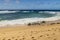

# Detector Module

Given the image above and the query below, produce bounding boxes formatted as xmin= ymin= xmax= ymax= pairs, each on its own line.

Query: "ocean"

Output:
xmin=0 ymin=10 xmax=60 ymax=26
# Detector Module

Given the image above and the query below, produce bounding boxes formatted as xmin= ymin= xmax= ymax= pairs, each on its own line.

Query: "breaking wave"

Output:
xmin=0 ymin=11 xmax=59 ymax=26
xmin=0 ymin=11 xmax=18 ymax=14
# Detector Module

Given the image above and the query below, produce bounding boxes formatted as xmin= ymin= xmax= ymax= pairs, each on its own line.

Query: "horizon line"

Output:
xmin=0 ymin=9 xmax=60 ymax=11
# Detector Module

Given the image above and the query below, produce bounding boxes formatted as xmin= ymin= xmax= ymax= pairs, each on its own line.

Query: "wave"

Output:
xmin=0 ymin=15 xmax=60 ymax=27
xmin=0 ymin=11 xmax=18 ymax=14
xmin=39 ymin=11 xmax=58 ymax=14
xmin=0 ymin=11 xmax=31 ymax=14
xmin=22 ymin=11 xmax=30 ymax=12
xmin=0 ymin=11 xmax=59 ymax=15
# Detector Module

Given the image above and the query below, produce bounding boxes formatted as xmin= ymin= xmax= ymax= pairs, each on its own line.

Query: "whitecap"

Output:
xmin=0 ymin=11 xmax=18 ymax=14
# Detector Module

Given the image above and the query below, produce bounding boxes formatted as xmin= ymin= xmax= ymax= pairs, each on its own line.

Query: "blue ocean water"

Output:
xmin=0 ymin=11 xmax=56 ymax=20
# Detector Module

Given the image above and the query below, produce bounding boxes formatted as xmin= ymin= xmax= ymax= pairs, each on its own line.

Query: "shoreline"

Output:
xmin=0 ymin=19 xmax=60 ymax=27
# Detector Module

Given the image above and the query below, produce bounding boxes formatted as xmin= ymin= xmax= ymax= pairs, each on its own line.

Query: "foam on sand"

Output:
xmin=0 ymin=15 xmax=60 ymax=27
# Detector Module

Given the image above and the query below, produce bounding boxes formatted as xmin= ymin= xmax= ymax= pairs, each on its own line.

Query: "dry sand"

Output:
xmin=0 ymin=24 xmax=60 ymax=40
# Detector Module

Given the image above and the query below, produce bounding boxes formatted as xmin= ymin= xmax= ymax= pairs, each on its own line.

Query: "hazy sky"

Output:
xmin=0 ymin=0 xmax=60 ymax=9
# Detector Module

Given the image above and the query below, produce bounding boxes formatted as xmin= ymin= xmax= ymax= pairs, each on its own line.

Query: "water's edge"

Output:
xmin=0 ymin=11 xmax=59 ymax=26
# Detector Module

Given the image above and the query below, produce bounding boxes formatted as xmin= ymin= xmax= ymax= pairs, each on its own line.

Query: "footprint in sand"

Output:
xmin=54 ymin=29 xmax=57 ymax=31
xmin=51 ymin=28 xmax=57 ymax=31
xmin=32 ymin=39 xmax=37 ymax=40
xmin=54 ymin=38 xmax=57 ymax=40
xmin=46 ymin=34 xmax=49 ymax=36
xmin=47 ymin=29 xmax=51 ymax=31
xmin=52 ymin=33 xmax=55 ymax=35
xmin=8 ymin=39 xmax=11 ymax=40
xmin=15 ymin=39 xmax=18 ymax=40
xmin=22 ymin=37 xmax=25 ymax=40
xmin=31 ymin=37 xmax=34 ymax=39
xmin=19 ymin=37 xmax=25 ymax=40
xmin=2 ymin=38 xmax=5 ymax=40
xmin=12 ymin=37 xmax=15 ymax=39
xmin=39 ymin=35 xmax=43 ymax=37
xmin=31 ymin=37 xmax=36 ymax=40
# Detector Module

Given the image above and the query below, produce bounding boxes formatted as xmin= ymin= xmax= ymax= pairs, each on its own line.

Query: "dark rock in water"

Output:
xmin=57 ymin=23 xmax=60 ymax=24
xmin=50 ymin=23 xmax=55 ymax=25
xmin=32 ymin=22 xmax=40 ymax=25
xmin=41 ymin=21 xmax=46 ymax=23
xmin=28 ymin=23 xmax=31 ymax=26
xmin=32 ymin=22 xmax=37 ymax=25
xmin=36 ymin=23 xmax=40 ymax=25
xmin=28 ymin=22 xmax=40 ymax=26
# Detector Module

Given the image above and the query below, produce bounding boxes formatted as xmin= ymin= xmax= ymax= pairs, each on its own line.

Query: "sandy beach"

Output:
xmin=0 ymin=23 xmax=60 ymax=40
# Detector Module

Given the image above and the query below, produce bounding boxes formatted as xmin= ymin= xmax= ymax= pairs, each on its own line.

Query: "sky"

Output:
xmin=0 ymin=0 xmax=60 ymax=10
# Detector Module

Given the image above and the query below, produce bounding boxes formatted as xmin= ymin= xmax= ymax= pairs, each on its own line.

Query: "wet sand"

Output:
xmin=0 ymin=24 xmax=60 ymax=40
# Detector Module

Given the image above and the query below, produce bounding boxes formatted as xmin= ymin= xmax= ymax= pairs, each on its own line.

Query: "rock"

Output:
xmin=41 ymin=21 xmax=46 ymax=23
xmin=28 ymin=23 xmax=31 ymax=26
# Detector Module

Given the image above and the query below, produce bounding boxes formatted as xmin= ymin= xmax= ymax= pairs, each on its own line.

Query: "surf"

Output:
xmin=0 ymin=11 xmax=59 ymax=26
xmin=0 ymin=16 xmax=60 ymax=26
xmin=0 ymin=11 xmax=18 ymax=14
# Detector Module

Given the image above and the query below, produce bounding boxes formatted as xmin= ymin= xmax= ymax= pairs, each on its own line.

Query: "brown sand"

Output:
xmin=0 ymin=24 xmax=60 ymax=40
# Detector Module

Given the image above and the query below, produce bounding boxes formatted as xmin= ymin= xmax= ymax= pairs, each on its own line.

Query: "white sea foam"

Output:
xmin=45 ymin=11 xmax=56 ymax=14
xmin=39 ymin=11 xmax=58 ymax=14
xmin=0 ymin=11 xmax=18 ymax=14
xmin=23 ymin=11 xmax=30 ymax=12
xmin=0 ymin=15 xmax=60 ymax=27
